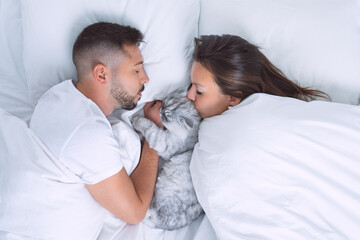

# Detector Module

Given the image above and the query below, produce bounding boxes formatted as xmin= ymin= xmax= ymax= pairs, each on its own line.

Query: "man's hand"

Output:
xmin=144 ymin=100 xmax=163 ymax=128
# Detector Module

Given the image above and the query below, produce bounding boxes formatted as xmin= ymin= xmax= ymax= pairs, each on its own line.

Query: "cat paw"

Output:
xmin=131 ymin=116 xmax=147 ymax=133
xmin=130 ymin=115 xmax=142 ymax=128
xmin=131 ymin=115 xmax=154 ymax=133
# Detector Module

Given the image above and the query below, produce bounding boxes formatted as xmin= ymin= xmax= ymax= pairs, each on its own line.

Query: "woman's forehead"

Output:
xmin=192 ymin=64 xmax=220 ymax=90
xmin=191 ymin=62 xmax=212 ymax=81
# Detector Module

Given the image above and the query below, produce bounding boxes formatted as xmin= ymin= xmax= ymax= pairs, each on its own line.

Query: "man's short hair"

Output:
xmin=72 ymin=22 xmax=143 ymax=77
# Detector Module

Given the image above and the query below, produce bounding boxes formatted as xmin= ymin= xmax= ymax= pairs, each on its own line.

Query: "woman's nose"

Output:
xmin=187 ymin=85 xmax=196 ymax=101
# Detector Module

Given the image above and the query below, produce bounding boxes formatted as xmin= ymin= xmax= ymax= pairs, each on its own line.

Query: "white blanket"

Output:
xmin=190 ymin=93 xmax=360 ymax=240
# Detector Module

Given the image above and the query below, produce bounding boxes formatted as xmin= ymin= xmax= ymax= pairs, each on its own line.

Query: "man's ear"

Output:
xmin=228 ymin=96 xmax=241 ymax=107
xmin=93 ymin=64 xmax=109 ymax=85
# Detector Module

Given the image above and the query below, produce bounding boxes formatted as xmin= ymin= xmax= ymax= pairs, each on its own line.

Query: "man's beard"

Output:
xmin=110 ymin=79 xmax=144 ymax=110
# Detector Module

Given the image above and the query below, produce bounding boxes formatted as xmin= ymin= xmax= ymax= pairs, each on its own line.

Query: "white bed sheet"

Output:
xmin=98 ymin=213 xmax=216 ymax=240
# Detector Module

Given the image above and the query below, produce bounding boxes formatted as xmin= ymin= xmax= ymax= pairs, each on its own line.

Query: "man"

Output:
xmin=30 ymin=22 xmax=159 ymax=225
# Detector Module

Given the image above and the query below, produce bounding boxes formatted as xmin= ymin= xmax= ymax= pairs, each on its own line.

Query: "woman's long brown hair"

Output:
xmin=193 ymin=35 xmax=329 ymax=101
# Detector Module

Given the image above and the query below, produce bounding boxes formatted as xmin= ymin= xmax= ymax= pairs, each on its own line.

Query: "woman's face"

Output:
xmin=187 ymin=61 xmax=231 ymax=118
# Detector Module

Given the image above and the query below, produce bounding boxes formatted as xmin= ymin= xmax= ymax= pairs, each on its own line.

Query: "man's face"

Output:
xmin=110 ymin=44 xmax=149 ymax=110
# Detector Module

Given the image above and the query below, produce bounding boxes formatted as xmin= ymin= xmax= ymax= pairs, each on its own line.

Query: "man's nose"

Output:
xmin=140 ymin=70 xmax=149 ymax=84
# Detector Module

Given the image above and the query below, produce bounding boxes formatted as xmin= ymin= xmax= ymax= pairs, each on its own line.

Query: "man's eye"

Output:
xmin=196 ymin=90 xmax=202 ymax=95
xmin=187 ymin=83 xmax=193 ymax=91
xmin=135 ymin=70 xmax=139 ymax=74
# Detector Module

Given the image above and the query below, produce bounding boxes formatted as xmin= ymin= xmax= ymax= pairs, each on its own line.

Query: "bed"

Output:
xmin=0 ymin=0 xmax=359 ymax=239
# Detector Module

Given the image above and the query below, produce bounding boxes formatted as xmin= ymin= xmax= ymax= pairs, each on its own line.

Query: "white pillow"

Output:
xmin=21 ymin=0 xmax=199 ymax=106
xmin=199 ymin=0 xmax=360 ymax=105
xmin=0 ymin=0 xmax=33 ymax=122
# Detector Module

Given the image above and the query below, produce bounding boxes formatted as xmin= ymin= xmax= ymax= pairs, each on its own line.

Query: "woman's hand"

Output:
xmin=144 ymin=100 xmax=163 ymax=128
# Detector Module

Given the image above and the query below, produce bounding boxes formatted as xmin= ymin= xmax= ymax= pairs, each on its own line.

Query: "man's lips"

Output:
xmin=138 ymin=86 xmax=145 ymax=96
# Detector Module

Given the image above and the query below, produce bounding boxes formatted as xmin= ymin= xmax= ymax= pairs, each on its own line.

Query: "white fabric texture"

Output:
xmin=190 ymin=93 xmax=360 ymax=239
xmin=29 ymin=80 xmax=123 ymax=184
xmin=0 ymin=0 xmax=33 ymax=122
xmin=199 ymin=0 xmax=360 ymax=105
xmin=21 ymin=0 xmax=199 ymax=110
xmin=0 ymin=106 xmax=217 ymax=239
xmin=98 ymin=213 xmax=217 ymax=240
xmin=0 ymin=108 xmax=107 ymax=240
xmin=3 ymin=0 xmax=360 ymax=239
xmin=111 ymin=121 xmax=141 ymax=175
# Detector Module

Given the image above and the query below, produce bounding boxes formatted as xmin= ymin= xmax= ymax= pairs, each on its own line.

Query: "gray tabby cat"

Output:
xmin=131 ymin=96 xmax=203 ymax=230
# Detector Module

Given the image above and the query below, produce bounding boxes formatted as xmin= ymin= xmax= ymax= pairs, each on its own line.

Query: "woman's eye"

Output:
xmin=187 ymin=83 xmax=193 ymax=91
xmin=188 ymin=83 xmax=202 ymax=95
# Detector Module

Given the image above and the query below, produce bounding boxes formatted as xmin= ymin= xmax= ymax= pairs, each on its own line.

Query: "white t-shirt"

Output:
xmin=30 ymin=80 xmax=123 ymax=184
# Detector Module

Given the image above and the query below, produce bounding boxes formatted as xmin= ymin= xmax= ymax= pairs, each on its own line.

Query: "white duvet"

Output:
xmin=190 ymin=93 xmax=360 ymax=240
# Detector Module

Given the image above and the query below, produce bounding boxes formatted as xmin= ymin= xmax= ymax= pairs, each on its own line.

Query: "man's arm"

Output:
xmin=85 ymin=140 xmax=158 ymax=224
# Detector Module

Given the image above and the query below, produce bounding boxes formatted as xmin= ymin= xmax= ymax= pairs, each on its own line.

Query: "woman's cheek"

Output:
xmin=194 ymin=101 xmax=205 ymax=118
xmin=193 ymin=100 xmax=200 ymax=111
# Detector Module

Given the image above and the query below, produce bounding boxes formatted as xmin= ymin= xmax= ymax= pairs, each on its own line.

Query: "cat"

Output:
xmin=131 ymin=95 xmax=203 ymax=230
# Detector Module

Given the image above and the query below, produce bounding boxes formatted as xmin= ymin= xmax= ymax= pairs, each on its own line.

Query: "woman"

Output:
xmin=185 ymin=35 xmax=360 ymax=239
xmin=187 ymin=34 xmax=329 ymax=118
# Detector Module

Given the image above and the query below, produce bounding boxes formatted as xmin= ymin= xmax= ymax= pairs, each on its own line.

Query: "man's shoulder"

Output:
xmin=32 ymin=80 xmax=75 ymax=113
xmin=29 ymin=79 xmax=111 ymax=157
xmin=40 ymin=79 xmax=72 ymax=99
xmin=31 ymin=79 xmax=105 ymax=127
